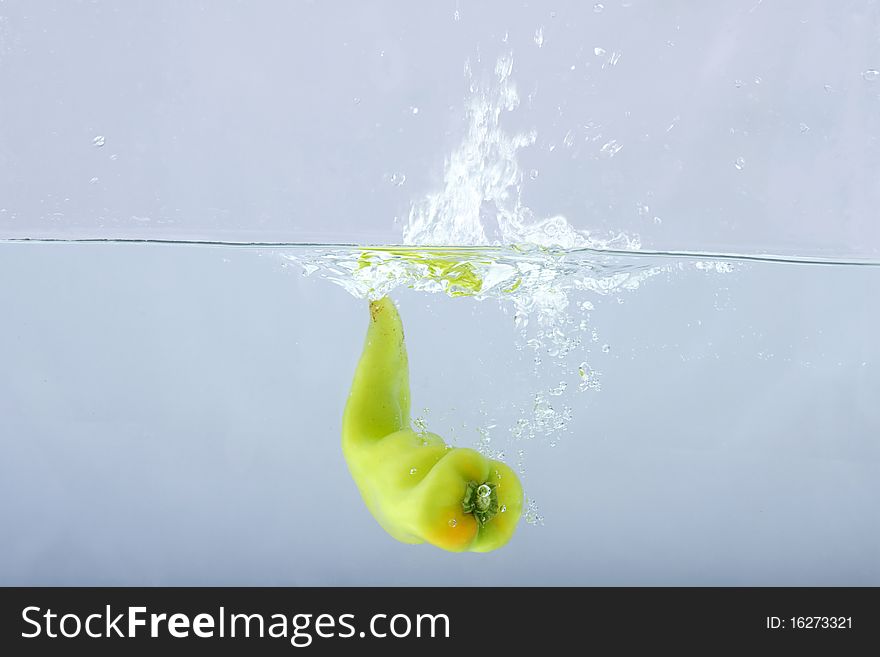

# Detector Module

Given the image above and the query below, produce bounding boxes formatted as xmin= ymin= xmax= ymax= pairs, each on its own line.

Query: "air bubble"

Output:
xmin=448 ymin=518 xmax=457 ymax=527
xmin=534 ymin=27 xmax=544 ymax=48
xmin=594 ymin=47 xmax=606 ymax=56
xmin=529 ymin=168 xmax=539 ymax=180
xmin=593 ymin=3 xmax=604 ymax=12
xmin=863 ymin=69 xmax=880 ymax=81
xmin=409 ymin=467 xmax=417 ymax=475
xmin=92 ymin=135 xmax=105 ymax=147
xmin=734 ymin=157 xmax=746 ymax=170
xmin=602 ymin=344 xmax=611 ymax=353
xmin=387 ymin=172 xmax=406 ymax=186
xmin=577 ymin=362 xmax=602 ymax=392
xmin=525 ymin=498 xmax=544 ymax=526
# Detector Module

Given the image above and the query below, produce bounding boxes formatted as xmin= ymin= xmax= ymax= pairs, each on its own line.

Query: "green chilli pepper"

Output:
xmin=342 ymin=297 xmax=523 ymax=552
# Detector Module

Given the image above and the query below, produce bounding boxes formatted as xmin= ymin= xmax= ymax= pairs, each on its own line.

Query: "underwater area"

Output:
xmin=1 ymin=241 xmax=878 ymax=584
xmin=1 ymin=1 xmax=879 ymax=585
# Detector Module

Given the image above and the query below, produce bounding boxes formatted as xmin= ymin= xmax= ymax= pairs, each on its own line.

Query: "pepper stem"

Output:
xmin=462 ymin=481 xmax=499 ymax=527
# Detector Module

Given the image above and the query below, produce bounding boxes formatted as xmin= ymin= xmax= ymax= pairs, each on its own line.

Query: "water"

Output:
xmin=1 ymin=239 xmax=878 ymax=584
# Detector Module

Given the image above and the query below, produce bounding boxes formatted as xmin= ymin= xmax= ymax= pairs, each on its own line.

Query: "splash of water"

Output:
xmin=403 ymin=54 xmax=641 ymax=252
xmin=282 ymin=55 xmax=730 ymax=519
xmin=286 ymin=53 xmax=659 ymax=318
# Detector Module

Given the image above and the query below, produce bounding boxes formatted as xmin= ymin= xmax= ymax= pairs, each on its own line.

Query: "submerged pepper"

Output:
xmin=342 ymin=297 xmax=523 ymax=552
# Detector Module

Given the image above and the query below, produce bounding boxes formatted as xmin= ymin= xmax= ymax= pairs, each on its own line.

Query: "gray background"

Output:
xmin=1 ymin=1 xmax=879 ymax=585
xmin=2 ymin=0 xmax=880 ymax=256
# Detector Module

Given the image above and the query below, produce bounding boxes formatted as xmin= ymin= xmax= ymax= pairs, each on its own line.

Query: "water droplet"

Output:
xmin=534 ymin=26 xmax=544 ymax=48
xmin=411 ymin=106 xmax=420 ymax=115
xmin=594 ymin=47 xmax=606 ymax=56
xmin=593 ymin=3 xmax=605 ymax=12
xmin=653 ymin=216 xmax=662 ymax=225
xmin=109 ymin=153 xmax=118 ymax=161
xmin=734 ymin=156 xmax=746 ymax=170
xmin=637 ymin=202 xmax=650 ymax=216
xmin=734 ymin=79 xmax=743 ymax=88
xmin=89 ymin=177 xmax=99 ymax=184
xmin=602 ymin=344 xmax=611 ymax=353
xmin=453 ymin=9 xmax=460 ymax=21
xmin=599 ymin=139 xmax=623 ymax=157
xmin=387 ymin=172 xmax=406 ymax=186
xmin=477 ymin=484 xmax=492 ymax=498
xmin=500 ymin=505 xmax=507 ymax=513
xmin=753 ymin=76 xmax=762 ymax=85
xmin=600 ymin=50 xmax=621 ymax=68
xmin=92 ymin=135 xmax=105 ymax=147
xmin=409 ymin=467 xmax=418 ymax=475
xmin=353 ymin=97 xmax=361 ymax=105
xmin=863 ymin=69 xmax=880 ymax=82
xmin=448 ymin=518 xmax=457 ymax=527
xmin=799 ymin=122 xmax=810 ymax=133
xmin=529 ymin=168 xmax=539 ymax=180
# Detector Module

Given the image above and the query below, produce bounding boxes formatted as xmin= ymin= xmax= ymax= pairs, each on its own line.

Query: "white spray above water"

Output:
xmin=403 ymin=54 xmax=641 ymax=253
